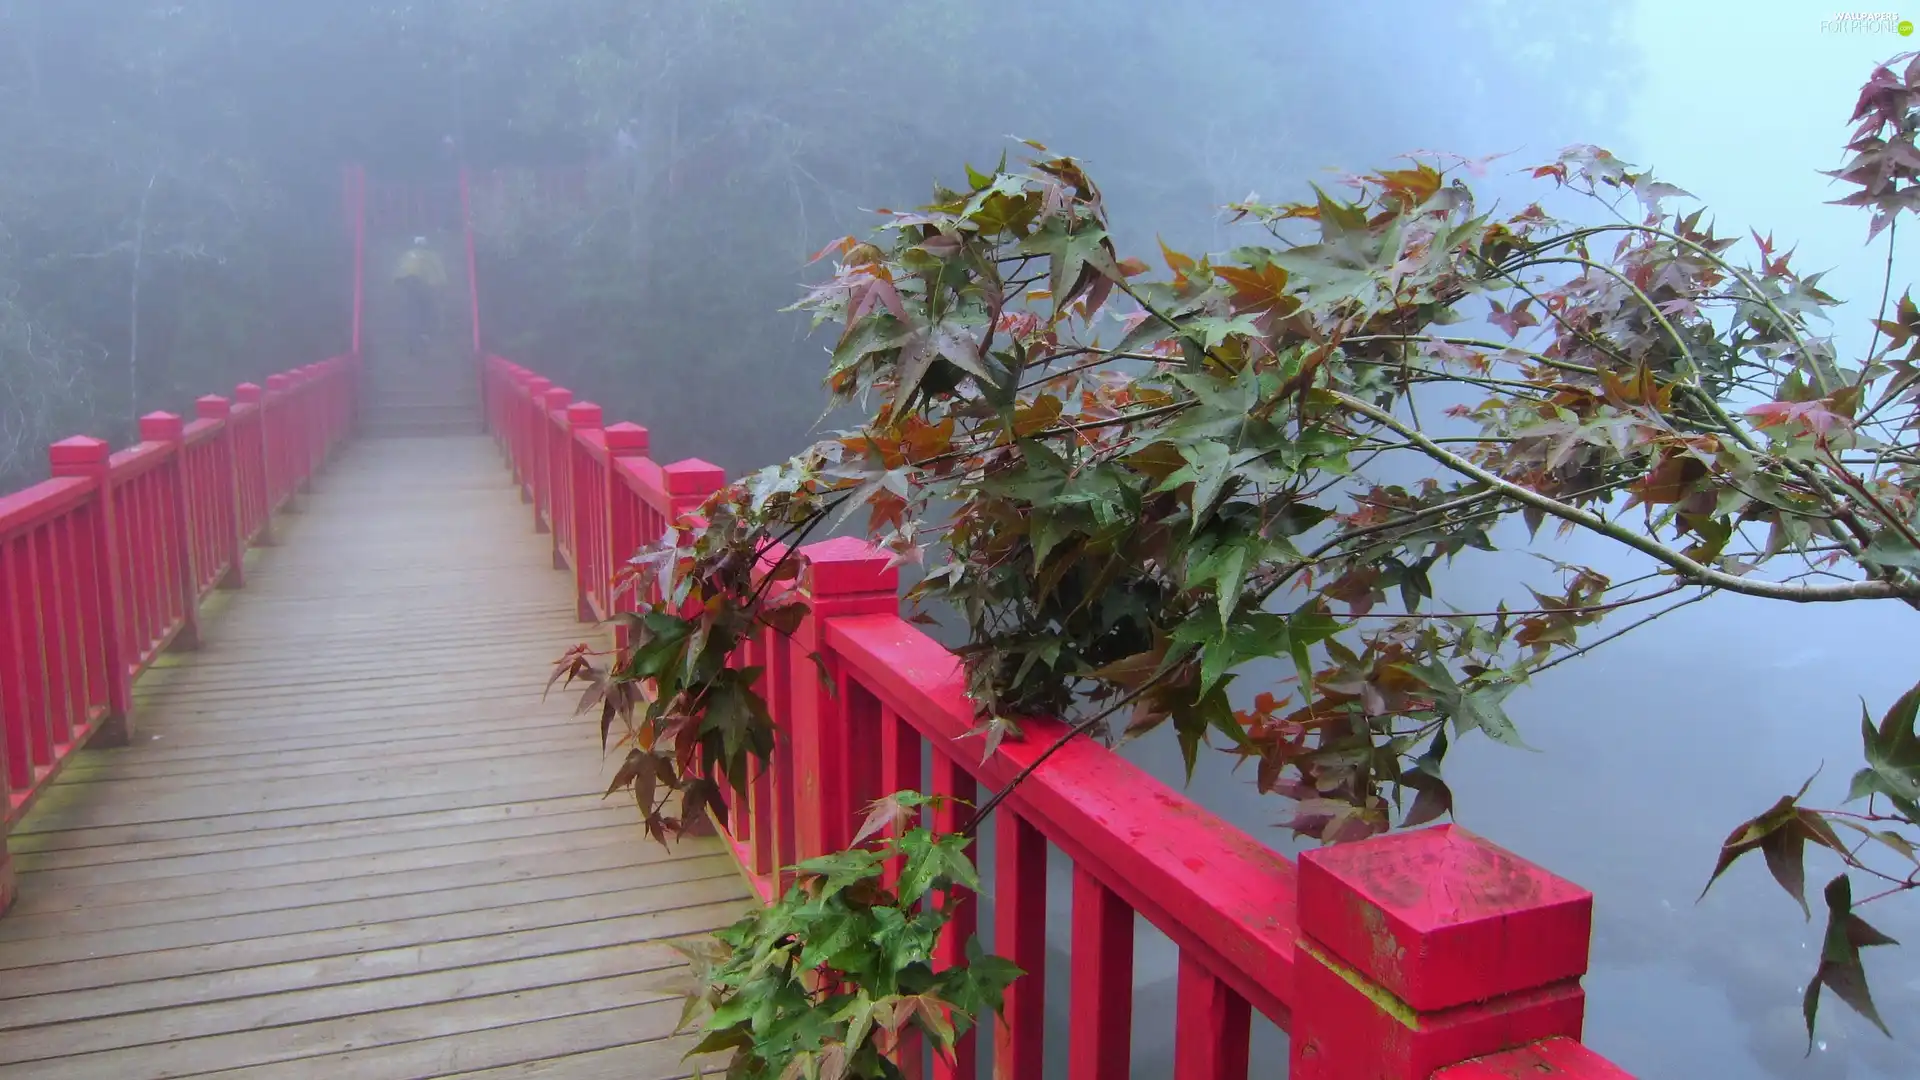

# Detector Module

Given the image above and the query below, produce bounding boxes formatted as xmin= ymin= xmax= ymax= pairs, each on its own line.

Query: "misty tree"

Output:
xmin=0 ymin=1 xmax=285 ymax=485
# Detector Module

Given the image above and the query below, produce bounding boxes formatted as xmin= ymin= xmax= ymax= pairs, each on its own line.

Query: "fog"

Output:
xmin=2 ymin=1 xmax=1916 ymax=1076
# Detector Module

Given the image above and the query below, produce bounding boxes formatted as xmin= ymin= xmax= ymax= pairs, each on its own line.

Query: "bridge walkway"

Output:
xmin=0 ymin=436 xmax=748 ymax=1079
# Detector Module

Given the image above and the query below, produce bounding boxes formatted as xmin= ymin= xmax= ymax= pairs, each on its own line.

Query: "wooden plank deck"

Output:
xmin=0 ymin=436 xmax=750 ymax=1079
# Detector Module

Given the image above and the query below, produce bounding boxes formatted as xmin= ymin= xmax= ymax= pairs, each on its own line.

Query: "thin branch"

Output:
xmin=1331 ymin=390 xmax=1917 ymax=602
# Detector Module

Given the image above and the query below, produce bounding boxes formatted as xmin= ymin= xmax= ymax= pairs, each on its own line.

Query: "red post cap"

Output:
xmin=1297 ymin=824 xmax=1593 ymax=1012
xmin=48 ymin=435 xmax=111 ymax=474
xmin=566 ymin=402 xmax=603 ymax=430
xmin=603 ymin=421 xmax=650 ymax=455
xmin=138 ymin=412 xmax=185 ymax=442
xmin=798 ymin=535 xmax=900 ymax=598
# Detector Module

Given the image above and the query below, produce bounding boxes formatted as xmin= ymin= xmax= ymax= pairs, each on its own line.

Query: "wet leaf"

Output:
xmin=1803 ymin=874 xmax=1898 ymax=1047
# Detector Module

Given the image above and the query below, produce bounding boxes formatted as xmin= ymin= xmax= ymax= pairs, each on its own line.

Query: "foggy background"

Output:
xmin=3 ymin=1 xmax=1916 ymax=1076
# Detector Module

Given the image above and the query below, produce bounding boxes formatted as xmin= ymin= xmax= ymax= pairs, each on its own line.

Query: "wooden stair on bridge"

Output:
xmin=0 ymin=437 xmax=748 ymax=1079
xmin=358 ymin=232 xmax=483 ymax=438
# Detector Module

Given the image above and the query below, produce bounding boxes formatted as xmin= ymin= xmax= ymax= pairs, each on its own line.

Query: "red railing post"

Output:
xmin=565 ymin=401 xmax=603 ymax=621
xmin=234 ymin=382 xmax=273 ymax=547
xmin=197 ymin=395 xmax=245 ymax=589
xmin=541 ymin=387 xmax=573 ymax=561
xmin=264 ymin=373 xmax=293 ymax=509
xmin=524 ymin=377 xmax=552 ymax=525
xmin=47 ymin=437 xmax=134 ymax=746
xmin=789 ymin=538 xmax=898 ymax=858
xmin=601 ymin=422 xmax=649 ymax=650
xmin=1289 ymin=824 xmax=1595 ymax=1079
xmin=138 ymin=412 xmax=200 ymax=652
xmin=663 ymin=459 xmax=725 ymax=522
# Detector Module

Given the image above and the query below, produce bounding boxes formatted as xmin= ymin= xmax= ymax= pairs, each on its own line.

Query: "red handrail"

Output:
xmin=1 ymin=168 xmax=368 ymax=917
xmin=0 ymin=358 xmax=359 ymax=837
xmin=477 ymin=351 xmax=1636 ymax=1079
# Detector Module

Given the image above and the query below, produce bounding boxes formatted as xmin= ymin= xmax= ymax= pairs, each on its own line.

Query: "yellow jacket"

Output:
xmin=394 ymin=247 xmax=448 ymax=287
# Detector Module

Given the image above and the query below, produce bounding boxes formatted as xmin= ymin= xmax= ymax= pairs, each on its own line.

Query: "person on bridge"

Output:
xmin=392 ymin=236 xmax=448 ymax=355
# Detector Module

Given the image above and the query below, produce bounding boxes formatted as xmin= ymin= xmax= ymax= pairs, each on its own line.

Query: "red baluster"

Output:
xmin=1071 ymin=868 xmax=1134 ymax=1080
xmin=197 ymin=395 xmax=245 ymax=589
xmin=1173 ymin=952 xmax=1251 ymax=1079
xmin=138 ymin=412 xmax=200 ymax=651
xmin=233 ymin=383 xmax=272 ymax=547
xmin=540 ymin=387 xmax=572 ymax=562
xmin=601 ymin=421 xmax=650 ymax=649
xmin=565 ymin=401 xmax=603 ymax=621
xmin=930 ymin=750 xmax=977 ymax=1080
xmin=995 ymin=811 xmax=1048 ymax=1080
xmin=47 ymin=437 xmax=133 ymax=746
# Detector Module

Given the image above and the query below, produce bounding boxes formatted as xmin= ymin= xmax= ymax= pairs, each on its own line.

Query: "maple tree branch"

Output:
xmin=956 ymin=677 xmax=1166 ymax=838
xmin=1332 ymin=390 xmax=1918 ymax=602
xmin=1526 ymin=589 xmax=1714 ymax=677
xmin=1866 ymin=217 xmax=1898 ymax=381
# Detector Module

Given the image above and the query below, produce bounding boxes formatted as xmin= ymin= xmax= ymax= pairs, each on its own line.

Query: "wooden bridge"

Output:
xmin=0 ymin=168 xmax=1638 ymax=1077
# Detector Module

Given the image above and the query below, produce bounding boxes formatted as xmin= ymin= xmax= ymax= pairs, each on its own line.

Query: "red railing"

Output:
xmin=478 ymin=353 xmax=1636 ymax=1079
xmin=0 ymin=358 xmax=359 ymax=861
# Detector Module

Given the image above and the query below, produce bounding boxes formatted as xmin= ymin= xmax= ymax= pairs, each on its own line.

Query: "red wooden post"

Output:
xmin=1289 ymin=824 xmax=1595 ymax=1079
xmin=659 ymin=459 xmax=728 ymax=837
xmin=47 ymin=437 xmax=134 ymax=746
xmin=196 ymin=396 xmax=246 ymax=589
xmin=541 ymin=387 xmax=573 ymax=564
xmin=788 ymin=538 xmax=898 ymax=858
xmin=662 ymin=458 xmax=725 ymax=521
xmin=138 ymin=412 xmax=200 ymax=651
xmin=234 ymin=382 xmax=273 ymax=547
xmin=1070 ymin=867 xmax=1134 ymax=1080
xmin=932 ymin=752 xmax=978 ymax=1080
xmin=517 ymin=373 xmax=546 ymax=503
xmin=1173 ymin=952 xmax=1251 ymax=1079
xmin=264 ymin=373 xmax=294 ymax=508
xmin=602 ymin=421 xmax=649 ymax=650
xmin=565 ymin=401 xmax=603 ymax=621
xmin=994 ymin=811 xmax=1048 ymax=1080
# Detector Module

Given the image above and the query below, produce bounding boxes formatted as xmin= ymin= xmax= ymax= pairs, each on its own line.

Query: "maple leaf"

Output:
xmin=1745 ymin=398 xmax=1853 ymax=438
xmin=1212 ymin=262 xmax=1302 ymax=323
xmin=1487 ymin=298 xmax=1539 ymax=338
xmin=851 ymin=791 xmax=924 ymax=848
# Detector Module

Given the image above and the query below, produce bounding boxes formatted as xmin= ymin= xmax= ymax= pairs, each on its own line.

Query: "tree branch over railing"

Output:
xmin=560 ymin=56 xmax=1920 ymax=1054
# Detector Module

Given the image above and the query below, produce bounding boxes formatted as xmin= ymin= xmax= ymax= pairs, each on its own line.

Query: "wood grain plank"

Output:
xmin=2 ymin=972 xmax=682 ymax=1079
xmin=0 ymin=876 xmax=746 ymax=1002
xmin=0 ymin=898 xmax=746 ymax=1032
xmin=7 ymin=820 xmax=646 ymax=918
xmin=190 ymin=1005 xmax=717 ymax=1080
xmin=13 ymin=793 xmax=614 ymax=868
